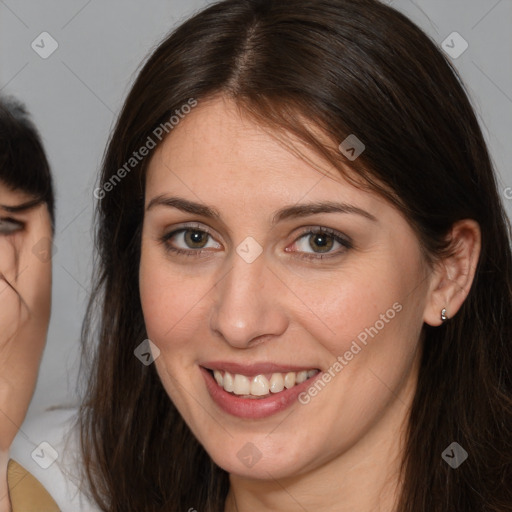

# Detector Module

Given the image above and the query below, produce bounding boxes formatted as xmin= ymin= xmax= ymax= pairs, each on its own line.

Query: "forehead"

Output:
xmin=0 ymin=180 xmax=36 ymax=206
xmin=144 ymin=97 xmax=386 ymax=216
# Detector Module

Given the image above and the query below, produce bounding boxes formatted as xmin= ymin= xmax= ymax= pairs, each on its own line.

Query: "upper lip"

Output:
xmin=201 ymin=361 xmax=319 ymax=375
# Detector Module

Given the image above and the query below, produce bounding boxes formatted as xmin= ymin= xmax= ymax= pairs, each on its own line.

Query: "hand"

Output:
xmin=0 ymin=191 xmax=53 ymax=452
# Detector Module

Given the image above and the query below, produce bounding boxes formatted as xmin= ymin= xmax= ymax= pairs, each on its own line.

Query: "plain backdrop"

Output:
xmin=1 ymin=0 xmax=511 ymax=427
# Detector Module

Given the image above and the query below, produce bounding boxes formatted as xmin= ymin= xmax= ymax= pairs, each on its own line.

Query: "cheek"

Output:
xmin=139 ymin=247 xmax=211 ymax=349
xmin=286 ymin=258 xmax=422 ymax=361
xmin=287 ymin=260 xmax=426 ymax=442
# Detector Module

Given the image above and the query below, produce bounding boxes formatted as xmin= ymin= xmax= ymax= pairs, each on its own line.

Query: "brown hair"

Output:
xmin=79 ymin=1 xmax=512 ymax=510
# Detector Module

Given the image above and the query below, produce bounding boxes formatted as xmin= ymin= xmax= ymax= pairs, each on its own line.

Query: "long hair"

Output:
xmin=79 ymin=1 xmax=512 ymax=510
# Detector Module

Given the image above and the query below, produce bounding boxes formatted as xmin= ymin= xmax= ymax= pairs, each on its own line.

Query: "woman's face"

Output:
xmin=139 ymin=97 xmax=433 ymax=480
xmin=0 ymin=180 xmax=52 ymax=450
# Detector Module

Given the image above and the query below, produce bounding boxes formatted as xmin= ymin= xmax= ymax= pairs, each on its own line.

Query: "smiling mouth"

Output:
xmin=208 ymin=369 xmax=320 ymax=399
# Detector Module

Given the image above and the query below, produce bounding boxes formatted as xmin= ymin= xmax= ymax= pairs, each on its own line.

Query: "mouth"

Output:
xmin=209 ymin=368 xmax=320 ymax=399
xmin=200 ymin=363 xmax=322 ymax=419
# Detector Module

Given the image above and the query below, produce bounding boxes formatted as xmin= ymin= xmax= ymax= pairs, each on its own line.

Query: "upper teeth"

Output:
xmin=213 ymin=369 xmax=318 ymax=397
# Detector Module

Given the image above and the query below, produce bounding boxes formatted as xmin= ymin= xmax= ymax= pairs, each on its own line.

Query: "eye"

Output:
xmin=287 ymin=228 xmax=352 ymax=259
xmin=161 ymin=227 xmax=221 ymax=255
xmin=0 ymin=218 xmax=25 ymax=235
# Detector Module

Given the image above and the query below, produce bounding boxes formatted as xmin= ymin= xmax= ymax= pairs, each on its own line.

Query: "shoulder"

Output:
xmin=7 ymin=459 xmax=60 ymax=511
xmin=9 ymin=407 xmax=101 ymax=512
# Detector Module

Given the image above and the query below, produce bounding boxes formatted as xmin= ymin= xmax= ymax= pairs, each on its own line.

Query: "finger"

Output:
xmin=0 ymin=233 xmax=22 ymax=336
xmin=0 ymin=231 xmax=19 ymax=286
xmin=13 ymin=203 xmax=53 ymax=322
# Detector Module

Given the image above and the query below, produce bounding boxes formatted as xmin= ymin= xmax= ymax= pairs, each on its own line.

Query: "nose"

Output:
xmin=209 ymin=252 xmax=288 ymax=348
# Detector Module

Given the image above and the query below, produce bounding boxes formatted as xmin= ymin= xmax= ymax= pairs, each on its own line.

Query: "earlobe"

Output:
xmin=423 ymin=219 xmax=481 ymax=326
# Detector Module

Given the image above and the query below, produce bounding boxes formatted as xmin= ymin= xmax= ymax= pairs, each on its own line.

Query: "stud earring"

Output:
xmin=441 ymin=308 xmax=448 ymax=322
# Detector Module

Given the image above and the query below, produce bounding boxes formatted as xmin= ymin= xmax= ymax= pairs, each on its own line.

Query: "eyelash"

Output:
xmin=159 ymin=224 xmax=353 ymax=260
xmin=0 ymin=217 xmax=25 ymax=235
xmin=160 ymin=224 xmax=217 ymax=258
xmin=288 ymin=227 xmax=353 ymax=260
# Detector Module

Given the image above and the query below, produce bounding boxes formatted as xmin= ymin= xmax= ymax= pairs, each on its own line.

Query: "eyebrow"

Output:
xmin=273 ymin=201 xmax=377 ymax=223
xmin=146 ymin=195 xmax=377 ymax=224
xmin=147 ymin=195 xmax=221 ymax=219
xmin=0 ymin=198 xmax=44 ymax=213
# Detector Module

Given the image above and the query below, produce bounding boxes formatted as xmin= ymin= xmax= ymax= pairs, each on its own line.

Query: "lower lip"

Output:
xmin=200 ymin=367 xmax=320 ymax=419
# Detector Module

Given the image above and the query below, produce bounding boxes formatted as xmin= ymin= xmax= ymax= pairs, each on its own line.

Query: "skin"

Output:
xmin=0 ymin=182 xmax=52 ymax=512
xmin=139 ymin=97 xmax=480 ymax=512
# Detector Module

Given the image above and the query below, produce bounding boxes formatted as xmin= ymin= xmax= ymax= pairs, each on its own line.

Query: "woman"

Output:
xmin=0 ymin=96 xmax=58 ymax=510
xmin=77 ymin=0 xmax=511 ymax=511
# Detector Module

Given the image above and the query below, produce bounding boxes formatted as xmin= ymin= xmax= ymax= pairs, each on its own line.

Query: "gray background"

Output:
xmin=1 ymin=0 xmax=511 ymax=423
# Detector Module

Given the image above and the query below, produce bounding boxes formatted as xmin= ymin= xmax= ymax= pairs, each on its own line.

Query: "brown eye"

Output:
xmin=162 ymin=227 xmax=222 ymax=255
xmin=308 ymin=233 xmax=334 ymax=253
xmin=184 ymin=229 xmax=209 ymax=248
xmin=287 ymin=227 xmax=353 ymax=259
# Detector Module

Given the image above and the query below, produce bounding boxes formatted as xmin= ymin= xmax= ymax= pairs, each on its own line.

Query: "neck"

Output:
xmin=0 ymin=450 xmax=11 ymax=512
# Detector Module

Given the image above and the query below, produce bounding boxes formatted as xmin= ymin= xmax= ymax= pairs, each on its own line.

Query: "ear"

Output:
xmin=423 ymin=219 xmax=481 ymax=326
